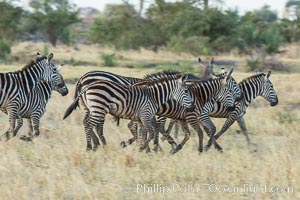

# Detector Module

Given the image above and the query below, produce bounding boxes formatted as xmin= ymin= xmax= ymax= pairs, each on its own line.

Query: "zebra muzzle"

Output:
xmin=226 ymin=105 xmax=236 ymax=111
xmin=186 ymin=104 xmax=195 ymax=112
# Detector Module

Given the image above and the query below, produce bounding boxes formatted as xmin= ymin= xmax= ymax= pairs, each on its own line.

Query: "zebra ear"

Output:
xmin=48 ymin=53 xmax=54 ymax=63
xmin=255 ymin=69 xmax=260 ymax=74
xmin=36 ymin=52 xmax=43 ymax=59
xmin=57 ymin=63 xmax=64 ymax=71
xmin=180 ymin=74 xmax=189 ymax=84
xmin=210 ymin=57 xmax=214 ymax=65
xmin=227 ymin=67 xmax=233 ymax=77
xmin=266 ymin=71 xmax=271 ymax=79
xmin=221 ymin=67 xmax=225 ymax=74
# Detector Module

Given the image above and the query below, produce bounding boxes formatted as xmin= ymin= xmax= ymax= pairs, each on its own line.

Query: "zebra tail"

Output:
xmin=74 ymin=80 xmax=82 ymax=108
xmin=63 ymin=97 xmax=79 ymax=120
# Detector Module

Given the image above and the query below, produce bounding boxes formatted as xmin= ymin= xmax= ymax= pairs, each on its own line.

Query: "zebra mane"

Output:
xmin=134 ymin=72 xmax=184 ymax=86
xmin=15 ymin=55 xmax=48 ymax=73
xmin=239 ymin=73 xmax=265 ymax=84
xmin=144 ymin=70 xmax=201 ymax=81
xmin=143 ymin=70 xmax=182 ymax=80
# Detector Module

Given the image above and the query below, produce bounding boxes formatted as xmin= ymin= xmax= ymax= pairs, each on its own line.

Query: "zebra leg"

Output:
xmin=20 ymin=118 xmax=34 ymax=142
xmin=13 ymin=116 xmax=23 ymax=137
xmin=139 ymin=116 xmax=155 ymax=152
xmin=187 ymin=118 xmax=205 ymax=153
xmin=83 ymin=109 xmax=94 ymax=151
xmin=214 ymin=115 xmax=237 ymax=148
xmin=236 ymin=116 xmax=251 ymax=145
xmin=199 ymin=115 xmax=223 ymax=152
xmin=171 ymin=121 xmax=192 ymax=153
xmin=2 ymin=106 xmax=18 ymax=141
xmin=32 ymin=117 xmax=41 ymax=138
xmin=160 ymin=118 xmax=175 ymax=141
xmin=90 ymin=116 xmax=106 ymax=151
xmin=95 ymin=123 xmax=107 ymax=145
xmin=157 ymin=121 xmax=177 ymax=152
xmin=174 ymin=121 xmax=180 ymax=139
xmin=151 ymin=117 xmax=159 ymax=152
xmin=91 ymin=129 xmax=100 ymax=150
xmin=28 ymin=118 xmax=34 ymax=138
xmin=120 ymin=120 xmax=138 ymax=148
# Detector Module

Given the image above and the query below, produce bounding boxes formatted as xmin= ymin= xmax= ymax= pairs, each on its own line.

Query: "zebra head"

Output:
xmin=36 ymin=53 xmax=66 ymax=89
xmin=173 ymin=74 xmax=194 ymax=111
xmin=213 ymin=75 xmax=236 ymax=110
xmin=260 ymin=71 xmax=278 ymax=106
xmin=212 ymin=67 xmax=243 ymax=103
xmin=53 ymin=64 xmax=68 ymax=96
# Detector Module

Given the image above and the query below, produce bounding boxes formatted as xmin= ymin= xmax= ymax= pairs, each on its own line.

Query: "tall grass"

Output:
xmin=0 ymin=72 xmax=298 ymax=199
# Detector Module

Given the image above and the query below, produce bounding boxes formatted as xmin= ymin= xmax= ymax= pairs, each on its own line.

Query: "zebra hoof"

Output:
xmin=216 ymin=147 xmax=223 ymax=153
xmin=20 ymin=135 xmax=33 ymax=142
xmin=170 ymin=148 xmax=177 ymax=154
xmin=160 ymin=136 xmax=166 ymax=142
xmin=204 ymin=145 xmax=210 ymax=152
xmin=120 ymin=141 xmax=127 ymax=148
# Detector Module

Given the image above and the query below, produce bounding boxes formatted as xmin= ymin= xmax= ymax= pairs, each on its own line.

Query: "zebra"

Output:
xmin=0 ymin=53 xmax=65 ymax=141
xmin=0 ymin=69 xmax=68 ymax=141
xmin=122 ymin=68 xmax=240 ymax=153
xmin=158 ymin=67 xmax=243 ymax=150
xmin=63 ymin=73 xmax=194 ymax=151
xmin=168 ymin=71 xmax=278 ymax=151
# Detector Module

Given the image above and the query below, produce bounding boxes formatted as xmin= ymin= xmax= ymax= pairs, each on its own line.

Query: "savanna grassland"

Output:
xmin=0 ymin=42 xmax=299 ymax=200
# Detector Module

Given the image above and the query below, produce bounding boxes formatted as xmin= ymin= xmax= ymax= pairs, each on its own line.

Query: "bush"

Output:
xmin=246 ymin=58 xmax=262 ymax=71
xmin=101 ymin=53 xmax=115 ymax=67
xmin=0 ymin=39 xmax=11 ymax=59
xmin=168 ymin=36 xmax=211 ymax=56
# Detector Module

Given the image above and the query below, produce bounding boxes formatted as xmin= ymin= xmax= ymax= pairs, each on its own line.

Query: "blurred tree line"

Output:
xmin=1 ymin=0 xmax=300 ymax=67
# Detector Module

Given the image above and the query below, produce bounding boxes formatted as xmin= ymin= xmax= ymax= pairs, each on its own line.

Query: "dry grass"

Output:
xmin=0 ymin=43 xmax=299 ymax=199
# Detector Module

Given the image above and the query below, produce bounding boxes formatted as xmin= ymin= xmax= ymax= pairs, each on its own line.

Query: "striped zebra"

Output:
xmin=73 ymin=70 xmax=238 ymax=153
xmin=168 ymin=71 xmax=278 ymax=150
xmin=63 ymin=73 xmax=194 ymax=151
xmin=0 ymin=70 xmax=68 ymax=141
xmin=72 ymin=71 xmax=142 ymax=126
xmin=124 ymin=68 xmax=241 ymax=153
xmin=0 ymin=53 xmax=65 ymax=141
xmin=159 ymin=67 xmax=243 ymax=150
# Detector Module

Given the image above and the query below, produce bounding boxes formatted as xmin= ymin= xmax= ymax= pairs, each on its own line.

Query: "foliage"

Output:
xmin=101 ymin=53 xmax=115 ymax=67
xmin=246 ymin=58 xmax=261 ymax=71
xmin=0 ymin=1 xmax=23 ymax=40
xmin=0 ymin=39 xmax=11 ymax=59
xmin=168 ymin=36 xmax=211 ymax=56
xmin=28 ymin=0 xmax=80 ymax=46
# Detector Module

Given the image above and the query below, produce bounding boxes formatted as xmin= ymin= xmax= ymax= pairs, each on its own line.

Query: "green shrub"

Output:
xmin=43 ymin=45 xmax=49 ymax=56
xmin=101 ymin=53 xmax=115 ymax=67
xmin=0 ymin=39 xmax=11 ymax=59
xmin=168 ymin=36 xmax=211 ymax=56
xmin=246 ymin=58 xmax=261 ymax=71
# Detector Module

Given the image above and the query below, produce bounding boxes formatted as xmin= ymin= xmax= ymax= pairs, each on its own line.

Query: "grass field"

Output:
xmin=0 ymin=43 xmax=299 ymax=199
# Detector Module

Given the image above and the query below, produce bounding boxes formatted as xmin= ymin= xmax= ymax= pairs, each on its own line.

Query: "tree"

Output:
xmin=0 ymin=1 xmax=23 ymax=40
xmin=286 ymin=0 xmax=300 ymax=20
xmin=90 ymin=3 xmax=160 ymax=50
xmin=238 ymin=9 xmax=283 ymax=70
xmin=28 ymin=0 xmax=80 ymax=46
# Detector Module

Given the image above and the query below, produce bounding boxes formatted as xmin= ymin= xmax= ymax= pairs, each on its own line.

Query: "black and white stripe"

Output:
xmin=204 ymin=71 xmax=278 ymax=149
xmin=63 ymin=73 xmax=193 ymax=151
xmin=0 ymin=53 xmax=65 ymax=140
xmin=1 ymin=72 xmax=68 ymax=140
xmin=124 ymin=69 xmax=239 ymax=153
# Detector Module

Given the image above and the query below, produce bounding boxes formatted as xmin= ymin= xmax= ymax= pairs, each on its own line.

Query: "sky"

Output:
xmin=19 ymin=0 xmax=288 ymax=16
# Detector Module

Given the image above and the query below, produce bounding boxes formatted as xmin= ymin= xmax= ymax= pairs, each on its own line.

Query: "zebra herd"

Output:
xmin=0 ymin=53 xmax=279 ymax=154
